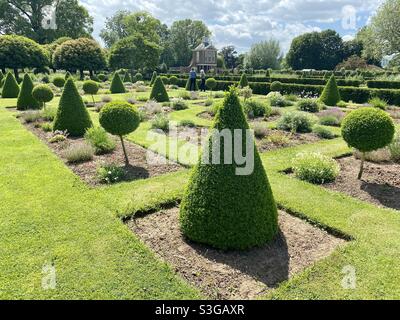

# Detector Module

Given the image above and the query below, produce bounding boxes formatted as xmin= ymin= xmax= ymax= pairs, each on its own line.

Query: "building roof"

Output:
xmin=193 ymin=42 xmax=217 ymax=51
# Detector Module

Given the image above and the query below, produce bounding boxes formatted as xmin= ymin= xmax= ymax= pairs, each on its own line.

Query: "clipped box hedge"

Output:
xmin=367 ymin=80 xmax=400 ymax=90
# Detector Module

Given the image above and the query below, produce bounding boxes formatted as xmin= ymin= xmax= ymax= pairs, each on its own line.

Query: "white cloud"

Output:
xmin=80 ymin=0 xmax=382 ymax=52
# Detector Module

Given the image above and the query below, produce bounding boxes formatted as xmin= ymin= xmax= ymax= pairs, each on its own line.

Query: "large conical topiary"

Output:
xmin=17 ymin=74 xmax=40 ymax=110
xmin=1 ymin=72 xmax=20 ymax=98
xmin=53 ymin=78 xmax=93 ymax=137
xmin=320 ymin=75 xmax=341 ymax=106
xmin=150 ymin=76 xmax=169 ymax=102
xmin=110 ymin=73 xmax=126 ymax=94
xmin=239 ymin=73 xmax=249 ymax=88
xmin=150 ymin=71 xmax=157 ymax=86
xmin=180 ymin=87 xmax=279 ymax=250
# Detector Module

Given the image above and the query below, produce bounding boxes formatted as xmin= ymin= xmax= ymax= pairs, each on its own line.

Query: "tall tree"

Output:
xmin=0 ymin=0 xmax=93 ymax=44
xmin=370 ymin=0 xmax=400 ymax=56
xmin=100 ymin=11 xmax=161 ymax=48
xmin=355 ymin=26 xmax=383 ymax=66
xmin=169 ymin=19 xmax=211 ymax=67
xmin=219 ymin=46 xmax=238 ymax=70
xmin=244 ymin=39 xmax=282 ymax=70
xmin=286 ymin=30 xmax=344 ymax=70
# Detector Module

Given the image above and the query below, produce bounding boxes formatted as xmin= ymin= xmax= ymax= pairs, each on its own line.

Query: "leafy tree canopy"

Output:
xmin=244 ymin=39 xmax=282 ymax=70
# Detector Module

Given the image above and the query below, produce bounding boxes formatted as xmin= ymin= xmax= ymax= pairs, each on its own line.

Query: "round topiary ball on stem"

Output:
xmin=32 ymin=84 xmax=54 ymax=110
xmin=82 ymin=80 xmax=99 ymax=105
xmin=180 ymin=87 xmax=278 ymax=250
xmin=342 ymin=107 xmax=395 ymax=179
xmin=99 ymin=101 xmax=140 ymax=165
xmin=270 ymin=81 xmax=282 ymax=92
xmin=52 ymin=76 xmax=65 ymax=88
xmin=206 ymin=78 xmax=217 ymax=91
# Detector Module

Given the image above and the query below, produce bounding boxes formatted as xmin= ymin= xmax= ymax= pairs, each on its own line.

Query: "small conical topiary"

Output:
xmin=180 ymin=87 xmax=279 ymax=250
xmin=1 ymin=72 xmax=20 ymax=98
xmin=123 ymin=73 xmax=132 ymax=83
xmin=110 ymin=73 xmax=126 ymax=94
xmin=320 ymin=75 xmax=341 ymax=106
xmin=17 ymin=74 xmax=40 ymax=110
xmin=150 ymin=76 xmax=169 ymax=102
xmin=239 ymin=73 xmax=249 ymax=88
xmin=150 ymin=71 xmax=157 ymax=86
xmin=53 ymin=78 xmax=93 ymax=137
xmin=185 ymin=77 xmax=199 ymax=91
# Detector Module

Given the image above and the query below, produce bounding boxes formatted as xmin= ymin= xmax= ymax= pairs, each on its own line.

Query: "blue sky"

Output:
xmin=80 ymin=0 xmax=383 ymax=52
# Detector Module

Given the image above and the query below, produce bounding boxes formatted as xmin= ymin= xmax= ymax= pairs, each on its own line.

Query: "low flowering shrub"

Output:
xmin=277 ymin=111 xmax=318 ymax=133
xmin=97 ymin=163 xmax=125 ymax=184
xmin=292 ymin=152 xmax=340 ymax=184
xmin=63 ymin=143 xmax=95 ymax=163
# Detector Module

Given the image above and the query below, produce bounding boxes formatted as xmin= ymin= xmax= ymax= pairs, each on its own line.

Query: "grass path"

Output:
xmin=1 ymin=94 xmax=400 ymax=299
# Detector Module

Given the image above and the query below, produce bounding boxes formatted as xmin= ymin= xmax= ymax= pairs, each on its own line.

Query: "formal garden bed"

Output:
xmin=128 ymin=207 xmax=345 ymax=300
xmin=22 ymin=117 xmax=182 ymax=186
xmin=324 ymin=156 xmax=400 ymax=210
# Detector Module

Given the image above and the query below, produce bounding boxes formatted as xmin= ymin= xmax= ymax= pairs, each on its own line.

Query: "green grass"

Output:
xmin=2 ymin=91 xmax=400 ymax=299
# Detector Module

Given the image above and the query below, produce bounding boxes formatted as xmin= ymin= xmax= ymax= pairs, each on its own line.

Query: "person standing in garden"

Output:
xmin=200 ymin=69 xmax=206 ymax=92
xmin=189 ymin=68 xmax=197 ymax=91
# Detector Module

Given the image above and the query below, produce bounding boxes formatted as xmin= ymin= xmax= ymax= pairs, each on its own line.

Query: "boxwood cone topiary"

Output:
xmin=150 ymin=71 xmax=157 ymax=86
xmin=17 ymin=74 xmax=40 ymax=110
xmin=53 ymin=78 xmax=93 ymax=137
xmin=1 ymin=72 xmax=20 ymax=98
xmin=239 ymin=73 xmax=249 ymax=88
xmin=342 ymin=107 xmax=395 ymax=179
xmin=150 ymin=76 xmax=169 ymax=102
xmin=179 ymin=87 xmax=279 ymax=250
xmin=123 ymin=73 xmax=132 ymax=83
xmin=320 ymin=75 xmax=341 ymax=106
xmin=110 ymin=73 xmax=126 ymax=94
xmin=32 ymin=84 xmax=54 ymax=109
xmin=99 ymin=101 xmax=140 ymax=165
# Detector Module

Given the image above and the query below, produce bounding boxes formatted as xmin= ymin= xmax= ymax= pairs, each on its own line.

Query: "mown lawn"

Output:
xmin=1 ymin=92 xmax=400 ymax=299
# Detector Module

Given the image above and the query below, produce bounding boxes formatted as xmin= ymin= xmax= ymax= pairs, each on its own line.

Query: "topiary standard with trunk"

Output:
xmin=1 ymin=72 xmax=20 ymax=98
xmin=239 ymin=73 xmax=249 ymax=88
xmin=342 ymin=107 xmax=395 ymax=179
xmin=53 ymin=78 xmax=93 ymax=137
xmin=180 ymin=87 xmax=279 ymax=250
xmin=150 ymin=76 xmax=169 ymax=102
xmin=17 ymin=74 xmax=40 ymax=110
xmin=99 ymin=101 xmax=140 ymax=165
xmin=32 ymin=84 xmax=54 ymax=109
xmin=82 ymin=80 xmax=99 ymax=105
xmin=320 ymin=75 xmax=341 ymax=106
xmin=110 ymin=73 xmax=126 ymax=94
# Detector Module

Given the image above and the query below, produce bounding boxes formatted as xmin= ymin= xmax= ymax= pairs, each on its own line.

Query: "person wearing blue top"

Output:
xmin=189 ymin=68 xmax=197 ymax=91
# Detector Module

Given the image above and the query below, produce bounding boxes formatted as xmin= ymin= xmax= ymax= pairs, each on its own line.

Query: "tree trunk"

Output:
xmin=79 ymin=69 xmax=84 ymax=80
xmin=120 ymin=136 xmax=130 ymax=166
xmin=89 ymin=70 xmax=94 ymax=77
xmin=1 ymin=68 xmax=6 ymax=74
xmin=14 ymin=68 xmax=19 ymax=81
xmin=358 ymin=152 xmax=366 ymax=180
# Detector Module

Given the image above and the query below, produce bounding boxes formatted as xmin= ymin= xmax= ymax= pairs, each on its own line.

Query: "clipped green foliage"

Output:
xmin=17 ymin=74 xmax=40 ymax=110
xmin=180 ymin=87 xmax=278 ymax=250
xmin=342 ymin=107 xmax=395 ymax=153
xmin=206 ymin=78 xmax=217 ymax=91
xmin=270 ymin=81 xmax=282 ymax=92
xmin=53 ymin=76 xmax=65 ymax=88
xmin=83 ymin=80 xmax=100 ymax=104
xmin=169 ymin=76 xmax=178 ymax=85
xmin=320 ymin=75 xmax=341 ymax=106
xmin=99 ymin=101 xmax=140 ymax=165
xmin=32 ymin=84 xmax=54 ymax=109
xmin=110 ymin=73 xmax=126 ymax=94
xmin=123 ymin=73 xmax=132 ymax=83
xmin=53 ymin=78 xmax=93 ymax=137
xmin=65 ymin=72 xmax=72 ymax=80
xmin=150 ymin=71 xmax=157 ymax=86
xmin=0 ymin=70 xmax=3 ymax=86
xmin=1 ymin=72 xmax=20 ymax=98
xmin=239 ymin=73 xmax=249 ymax=88
xmin=150 ymin=76 xmax=169 ymax=102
